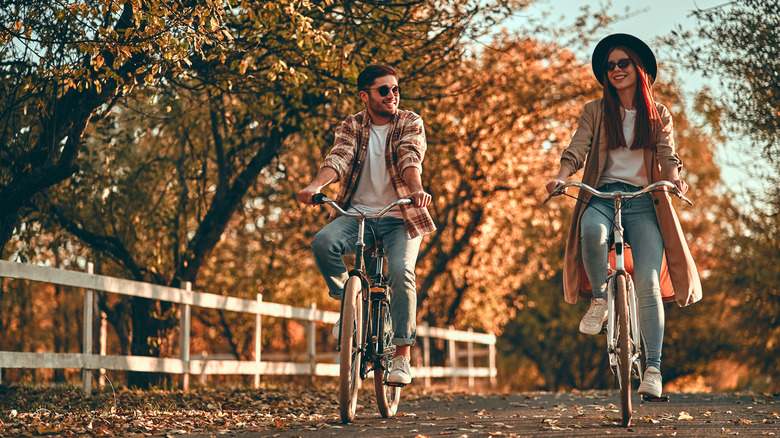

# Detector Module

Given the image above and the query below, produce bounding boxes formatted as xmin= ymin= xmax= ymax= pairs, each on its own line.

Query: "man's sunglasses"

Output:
xmin=605 ymin=58 xmax=632 ymax=72
xmin=364 ymin=85 xmax=401 ymax=97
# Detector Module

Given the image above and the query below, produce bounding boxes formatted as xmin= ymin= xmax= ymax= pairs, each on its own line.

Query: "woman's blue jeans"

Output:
xmin=580 ymin=182 xmax=665 ymax=371
xmin=311 ymin=215 xmax=421 ymax=346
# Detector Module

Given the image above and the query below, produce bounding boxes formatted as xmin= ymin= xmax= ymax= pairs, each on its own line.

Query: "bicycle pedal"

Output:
xmin=641 ymin=394 xmax=669 ymax=402
xmin=385 ymin=381 xmax=406 ymax=387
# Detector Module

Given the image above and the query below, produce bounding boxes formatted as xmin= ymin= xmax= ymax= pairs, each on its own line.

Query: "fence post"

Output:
xmin=99 ymin=311 xmax=107 ymax=388
xmin=489 ymin=336 xmax=496 ymax=388
xmin=180 ymin=281 xmax=192 ymax=391
xmin=254 ymin=293 xmax=262 ymax=389
xmin=82 ymin=263 xmax=94 ymax=394
xmin=307 ymin=303 xmax=316 ymax=376
xmin=467 ymin=328 xmax=475 ymax=389
xmin=448 ymin=325 xmax=456 ymax=386
xmin=422 ymin=321 xmax=431 ymax=388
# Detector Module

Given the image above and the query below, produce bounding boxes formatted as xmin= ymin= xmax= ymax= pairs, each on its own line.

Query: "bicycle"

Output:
xmin=312 ymin=193 xmax=411 ymax=423
xmin=544 ymin=180 xmax=692 ymax=427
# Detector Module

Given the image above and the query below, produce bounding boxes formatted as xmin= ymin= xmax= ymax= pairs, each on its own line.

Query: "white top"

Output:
xmin=349 ymin=122 xmax=404 ymax=218
xmin=598 ymin=109 xmax=649 ymax=188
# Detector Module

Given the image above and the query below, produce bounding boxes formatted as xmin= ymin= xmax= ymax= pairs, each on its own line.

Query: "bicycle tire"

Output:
xmin=374 ymin=302 xmax=401 ymax=417
xmin=339 ymin=277 xmax=363 ymax=423
xmin=615 ymin=272 xmax=632 ymax=427
xmin=626 ymin=274 xmax=644 ymax=382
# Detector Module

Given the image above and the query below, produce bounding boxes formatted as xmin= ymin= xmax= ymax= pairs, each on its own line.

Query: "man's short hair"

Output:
xmin=357 ymin=65 xmax=399 ymax=92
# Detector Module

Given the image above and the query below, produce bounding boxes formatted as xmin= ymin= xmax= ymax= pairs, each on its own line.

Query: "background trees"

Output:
xmin=1 ymin=1 xmax=777 ymax=391
xmin=665 ymin=0 xmax=780 ymax=390
xmin=2 ymin=0 xmax=528 ymax=386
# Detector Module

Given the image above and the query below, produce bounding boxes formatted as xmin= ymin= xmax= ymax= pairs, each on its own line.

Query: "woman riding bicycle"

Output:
xmin=544 ymin=34 xmax=702 ymax=397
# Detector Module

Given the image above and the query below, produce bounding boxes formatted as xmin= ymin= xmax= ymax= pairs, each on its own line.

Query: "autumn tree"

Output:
xmin=0 ymin=0 xmax=231 ymax=258
xmin=400 ymin=32 xmax=595 ymax=336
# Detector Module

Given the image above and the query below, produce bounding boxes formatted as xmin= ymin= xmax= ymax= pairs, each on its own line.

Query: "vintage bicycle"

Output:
xmin=545 ymin=180 xmax=692 ymax=426
xmin=312 ymin=193 xmax=410 ymax=423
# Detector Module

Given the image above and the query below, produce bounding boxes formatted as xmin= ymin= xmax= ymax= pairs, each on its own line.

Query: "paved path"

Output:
xmin=177 ymin=390 xmax=779 ymax=437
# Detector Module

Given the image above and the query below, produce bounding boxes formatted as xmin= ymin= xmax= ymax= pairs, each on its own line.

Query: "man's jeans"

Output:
xmin=311 ymin=215 xmax=422 ymax=346
xmin=580 ymin=182 xmax=665 ymax=371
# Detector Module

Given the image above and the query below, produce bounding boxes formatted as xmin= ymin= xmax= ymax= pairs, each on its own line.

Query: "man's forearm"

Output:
xmin=402 ymin=167 xmax=424 ymax=192
xmin=310 ymin=166 xmax=339 ymax=190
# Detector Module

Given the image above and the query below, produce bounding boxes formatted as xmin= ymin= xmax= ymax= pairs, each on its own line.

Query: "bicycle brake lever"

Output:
xmin=543 ymin=186 xmax=564 ymax=205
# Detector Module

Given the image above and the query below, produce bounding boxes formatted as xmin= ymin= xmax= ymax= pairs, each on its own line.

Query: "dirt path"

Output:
xmin=177 ymin=390 xmax=779 ymax=437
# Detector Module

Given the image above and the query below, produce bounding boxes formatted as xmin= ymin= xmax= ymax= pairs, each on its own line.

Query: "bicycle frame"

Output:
xmin=312 ymin=194 xmax=411 ymax=421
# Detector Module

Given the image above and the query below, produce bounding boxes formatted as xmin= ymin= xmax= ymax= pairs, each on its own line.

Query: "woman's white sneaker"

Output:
xmin=638 ymin=366 xmax=663 ymax=398
xmin=387 ymin=356 xmax=412 ymax=385
xmin=579 ymin=298 xmax=608 ymax=334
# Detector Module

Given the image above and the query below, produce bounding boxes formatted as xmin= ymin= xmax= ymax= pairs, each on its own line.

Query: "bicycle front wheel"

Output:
xmin=615 ymin=272 xmax=632 ymax=427
xmin=339 ymin=276 xmax=363 ymax=423
xmin=374 ymin=302 xmax=401 ymax=417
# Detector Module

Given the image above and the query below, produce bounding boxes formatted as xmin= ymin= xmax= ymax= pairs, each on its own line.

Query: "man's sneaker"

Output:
xmin=332 ymin=317 xmax=355 ymax=340
xmin=638 ymin=366 xmax=663 ymax=398
xmin=579 ymin=298 xmax=608 ymax=335
xmin=332 ymin=318 xmax=340 ymax=339
xmin=387 ymin=356 xmax=412 ymax=385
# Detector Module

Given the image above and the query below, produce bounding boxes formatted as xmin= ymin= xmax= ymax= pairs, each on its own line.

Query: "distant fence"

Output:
xmin=0 ymin=260 xmax=496 ymax=393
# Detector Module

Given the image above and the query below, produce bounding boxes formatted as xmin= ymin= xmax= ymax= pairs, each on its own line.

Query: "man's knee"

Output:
xmin=311 ymin=229 xmax=334 ymax=255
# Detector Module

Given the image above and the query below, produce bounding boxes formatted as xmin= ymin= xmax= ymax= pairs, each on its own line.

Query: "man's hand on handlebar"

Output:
xmin=409 ymin=190 xmax=432 ymax=208
xmin=298 ymin=185 xmax=321 ymax=205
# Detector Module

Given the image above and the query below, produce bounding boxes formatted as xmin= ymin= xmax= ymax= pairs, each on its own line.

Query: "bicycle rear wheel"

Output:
xmin=615 ymin=272 xmax=632 ymax=427
xmin=374 ymin=302 xmax=401 ymax=417
xmin=339 ymin=276 xmax=363 ymax=423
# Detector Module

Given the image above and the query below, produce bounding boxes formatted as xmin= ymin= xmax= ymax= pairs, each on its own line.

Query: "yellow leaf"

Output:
xmin=678 ymin=411 xmax=694 ymax=421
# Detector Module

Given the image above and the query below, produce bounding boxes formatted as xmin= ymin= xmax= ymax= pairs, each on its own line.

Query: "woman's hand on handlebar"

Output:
xmin=409 ymin=190 xmax=432 ymax=208
xmin=545 ymin=179 xmax=568 ymax=195
xmin=668 ymin=178 xmax=689 ymax=196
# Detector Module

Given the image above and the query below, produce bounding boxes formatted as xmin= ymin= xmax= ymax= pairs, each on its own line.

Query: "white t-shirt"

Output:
xmin=349 ymin=122 xmax=404 ymax=218
xmin=598 ymin=109 xmax=649 ymax=188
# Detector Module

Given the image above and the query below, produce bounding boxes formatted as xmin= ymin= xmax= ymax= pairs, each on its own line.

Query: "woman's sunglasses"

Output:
xmin=605 ymin=58 xmax=632 ymax=72
xmin=364 ymin=85 xmax=401 ymax=97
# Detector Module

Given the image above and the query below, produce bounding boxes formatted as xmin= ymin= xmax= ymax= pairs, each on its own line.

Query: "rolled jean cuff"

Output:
xmin=393 ymin=336 xmax=416 ymax=346
xmin=329 ymin=290 xmax=343 ymax=300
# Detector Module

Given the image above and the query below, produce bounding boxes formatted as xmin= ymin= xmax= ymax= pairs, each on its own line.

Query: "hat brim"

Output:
xmin=591 ymin=33 xmax=657 ymax=85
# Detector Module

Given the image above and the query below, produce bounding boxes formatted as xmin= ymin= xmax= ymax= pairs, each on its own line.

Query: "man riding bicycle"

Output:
xmin=298 ymin=65 xmax=435 ymax=385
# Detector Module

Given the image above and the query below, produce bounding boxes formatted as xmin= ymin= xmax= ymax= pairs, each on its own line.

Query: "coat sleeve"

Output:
xmin=654 ymin=103 xmax=683 ymax=175
xmin=560 ymin=101 xmax=598 ymax=176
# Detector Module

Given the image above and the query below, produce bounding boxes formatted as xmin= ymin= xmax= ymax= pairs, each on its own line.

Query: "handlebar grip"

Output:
xmin=312 ymin=193 xmax=326 ymax=204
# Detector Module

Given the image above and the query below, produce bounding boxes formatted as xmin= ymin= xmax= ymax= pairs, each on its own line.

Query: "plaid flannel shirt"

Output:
xmin=321 ymin=109 xmax=436 ymax=239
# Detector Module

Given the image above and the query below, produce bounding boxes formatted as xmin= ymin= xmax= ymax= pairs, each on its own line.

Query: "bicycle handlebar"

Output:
xmin=312 ymin=194 xmax=413 ymax=218
xmin=543 ymin=180 xmax=693 ymax=206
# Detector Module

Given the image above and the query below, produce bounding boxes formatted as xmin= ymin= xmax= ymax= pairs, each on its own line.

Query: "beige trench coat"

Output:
xmin=560 ymin=99 xmax=702 ymax=307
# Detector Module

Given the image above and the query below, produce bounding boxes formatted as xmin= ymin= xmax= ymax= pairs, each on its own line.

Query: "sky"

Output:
xmin=512 ymin=0 xmax=760 ymax=194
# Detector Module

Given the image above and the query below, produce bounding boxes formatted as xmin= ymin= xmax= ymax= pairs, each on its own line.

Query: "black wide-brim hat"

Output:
xmin=591 ymin=33 xmax=657 ymax=85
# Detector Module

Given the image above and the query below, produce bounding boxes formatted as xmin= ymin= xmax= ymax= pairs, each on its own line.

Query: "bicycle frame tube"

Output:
xmin=612 ymin=198 xmax=626 ymax=272
xmin=355 ymin=217 xmax=366 ymax=272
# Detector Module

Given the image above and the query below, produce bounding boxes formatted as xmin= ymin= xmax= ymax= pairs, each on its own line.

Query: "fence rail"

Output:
xmin=0 ymin=260 xmax=496 ymax=393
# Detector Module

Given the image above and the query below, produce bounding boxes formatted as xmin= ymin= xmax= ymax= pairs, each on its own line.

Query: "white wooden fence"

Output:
xmin=0 ymin=260 xmax=496 ymax=393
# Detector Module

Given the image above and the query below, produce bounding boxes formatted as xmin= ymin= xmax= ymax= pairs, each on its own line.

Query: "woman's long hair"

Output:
xmin=601 ymin=46 xmax=663 ymax=150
